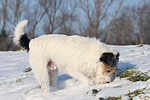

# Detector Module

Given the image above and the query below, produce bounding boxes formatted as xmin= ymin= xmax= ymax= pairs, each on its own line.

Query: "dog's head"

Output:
xmin=95 ymin=52 xmax=119 ymax=84
xmin=100 ymin=52 xmax=119 ymax=68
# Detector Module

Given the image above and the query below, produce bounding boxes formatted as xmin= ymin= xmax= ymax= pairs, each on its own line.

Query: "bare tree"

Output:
xmin=102 ymin=0 xmax=150 ymax=45
xmin=103 ymin=5 xmax=138 ymax=45
xmin=105 ymin=0 xmax=123 ymax=43
xmin=108 ymin=13 xmax=135 ymax=44
xmin=9 ymin=0 xmax=25 ymax=25
xmin=38 ymin=0 xmax=62 ymax=34
xmin=78 ymin=0 xmax=113 ymax=38
xmin=0 ymin=0 xmax=9 ymax=30
xmin=25 ymin=4 xmax=45 ymax=38
xmin=137 ymin=1 xmax=150 ymax=44
xmin=4 ymin=0 xmax=26 ymax=50
xmin=58 ymin=0 xmax=77 ymax=35
xmin=0 ymin=0 xmax=10 ymax=51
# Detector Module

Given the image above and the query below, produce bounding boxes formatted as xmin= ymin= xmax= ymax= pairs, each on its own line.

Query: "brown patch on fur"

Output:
xmin=47 ymin=59 xmax=55 ymax=69
xmin=101 ymin=63 xmax=117 ymax=75
xmin=47 ymin=59 xmax=58 ymax=86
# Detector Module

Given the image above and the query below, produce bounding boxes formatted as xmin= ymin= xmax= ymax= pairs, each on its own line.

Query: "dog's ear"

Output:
xmin=112 ymin=52 xmax=120 ymax=67
xmin=116 ymin=52 xmax=120 ymax=61
xmin=100 ymin=52 xmax=114 ymax=66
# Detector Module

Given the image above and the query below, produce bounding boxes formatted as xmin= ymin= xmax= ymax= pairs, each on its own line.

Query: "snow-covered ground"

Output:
xmin=0 ymin=45 xmax=150 ymax=100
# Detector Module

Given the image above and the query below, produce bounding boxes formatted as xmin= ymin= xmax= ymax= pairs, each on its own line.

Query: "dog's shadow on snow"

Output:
xmin=57 ymin=73 xmax=79 ymax=90
xmin=117 ymin=62 xmax=136 ymax=76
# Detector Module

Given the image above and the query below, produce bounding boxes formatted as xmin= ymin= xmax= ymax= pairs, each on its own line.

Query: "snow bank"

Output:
xmin=0 ymin=45 xmax=150 ymax=100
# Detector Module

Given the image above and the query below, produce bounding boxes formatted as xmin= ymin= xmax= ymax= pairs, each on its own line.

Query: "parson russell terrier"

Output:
xmin=13 ymin=20 xmax=119 ymax=96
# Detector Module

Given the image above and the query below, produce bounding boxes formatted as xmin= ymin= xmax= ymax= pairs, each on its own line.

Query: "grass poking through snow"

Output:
xmin=92 ymin=89 xmax=102 ymax=97
xmin=24 ymin=86 xmax=41 ymax=95
xmin=118 ymin=68 xmax=150 ymax=82
xmin=24 ymin=67 xmax=32 ymax=72
xmin=125 ymin=86 xmax=150 ymax=100
xmin=99 ymin=96 xmax=122 ymax=100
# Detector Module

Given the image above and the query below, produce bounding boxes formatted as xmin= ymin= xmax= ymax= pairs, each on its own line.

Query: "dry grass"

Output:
xmin=119 ymin=68 xmax=150 ymax=82
xmin=125 ymin=86 xmax=150 ymax=100
xmin=99 ymin=96 xmax=122 ymax=100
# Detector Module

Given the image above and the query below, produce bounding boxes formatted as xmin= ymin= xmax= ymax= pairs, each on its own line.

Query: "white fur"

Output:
xmin=13 ymin=20 xmax=28 ymax=45
xmin=13 ymin=20 xmax=119 ymax=96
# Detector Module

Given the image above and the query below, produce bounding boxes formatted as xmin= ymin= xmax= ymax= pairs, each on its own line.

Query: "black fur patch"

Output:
xmin=100 ymin=52 xmax=114 ymax=67
xmin=116 ymin=53 xmax=120 ymax=61
xmin=19 ymin=34 xmax=30 ymax=51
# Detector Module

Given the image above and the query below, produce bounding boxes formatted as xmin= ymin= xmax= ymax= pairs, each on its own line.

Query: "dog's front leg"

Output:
xmin=41 ymin=81 xmax=50 ymax=96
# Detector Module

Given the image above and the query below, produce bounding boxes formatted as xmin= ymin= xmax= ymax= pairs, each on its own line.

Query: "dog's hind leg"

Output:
xmin=29 ymin=54 xmax=51 ymax=96
xmin=47 ymin=60 xmax=58 ymax=87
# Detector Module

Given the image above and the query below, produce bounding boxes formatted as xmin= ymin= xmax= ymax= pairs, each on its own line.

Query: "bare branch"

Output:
xmin=39 ymin=0 xmax=62 ymax=33
xmin=105 ymin=0 xmax=123 ymax=43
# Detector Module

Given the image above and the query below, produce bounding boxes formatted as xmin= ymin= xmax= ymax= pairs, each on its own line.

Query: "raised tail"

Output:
xmin=13 ymin=20 xmax=30 ymax=51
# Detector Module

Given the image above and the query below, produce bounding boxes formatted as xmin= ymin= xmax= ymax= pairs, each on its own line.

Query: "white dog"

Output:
xmin=13 ymin=20 xmax=119 ymax=96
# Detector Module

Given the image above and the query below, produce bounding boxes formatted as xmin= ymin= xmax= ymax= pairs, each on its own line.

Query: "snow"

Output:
xmin=0 ymin=45 xmax=150 ymax=100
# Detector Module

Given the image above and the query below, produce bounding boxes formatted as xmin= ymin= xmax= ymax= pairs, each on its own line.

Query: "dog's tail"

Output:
xmin=13 ymin=20 xmax=30 ymax=51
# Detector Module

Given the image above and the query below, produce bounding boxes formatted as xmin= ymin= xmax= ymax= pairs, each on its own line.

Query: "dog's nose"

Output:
xmin=106 ymin=82 xmax=110 ymax=83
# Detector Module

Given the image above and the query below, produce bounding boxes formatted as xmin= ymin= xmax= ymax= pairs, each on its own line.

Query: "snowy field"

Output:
xmin=0 ymin=45 xmax=150 ymax=100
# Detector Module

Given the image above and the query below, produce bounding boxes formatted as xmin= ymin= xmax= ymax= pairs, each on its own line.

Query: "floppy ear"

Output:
xmin=100 ymin=52 xmax=114 ymax=66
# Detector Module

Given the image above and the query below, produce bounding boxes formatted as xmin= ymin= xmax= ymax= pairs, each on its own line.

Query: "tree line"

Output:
xmin=0 ymin=0 xmax=149 ymax=51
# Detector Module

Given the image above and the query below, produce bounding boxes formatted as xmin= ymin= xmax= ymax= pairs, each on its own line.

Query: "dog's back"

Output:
xmin=29 ymin=34 xmax=110 ymax=70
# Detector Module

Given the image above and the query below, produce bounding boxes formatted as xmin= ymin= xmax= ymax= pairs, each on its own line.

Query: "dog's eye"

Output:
xmin=107 ymin=70 xmax=111 ymax=73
